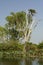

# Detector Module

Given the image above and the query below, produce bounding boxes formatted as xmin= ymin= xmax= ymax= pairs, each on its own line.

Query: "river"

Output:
xmin=0 ymin=58 xmax=43 ymax=65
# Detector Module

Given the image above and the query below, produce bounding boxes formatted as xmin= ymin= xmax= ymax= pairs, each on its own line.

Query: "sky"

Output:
xmin=0 ymin=0 xmax=43 ymax=43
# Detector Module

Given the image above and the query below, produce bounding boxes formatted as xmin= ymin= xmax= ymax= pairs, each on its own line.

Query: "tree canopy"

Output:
xmin=5 ymin=9 xmax=36 ymax=43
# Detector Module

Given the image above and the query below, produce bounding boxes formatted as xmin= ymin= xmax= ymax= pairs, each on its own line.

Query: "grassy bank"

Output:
xmin=0 ymin=42 xmax=43 ymax=59
xmin=0 ymin=51 xmax=43 ymax=59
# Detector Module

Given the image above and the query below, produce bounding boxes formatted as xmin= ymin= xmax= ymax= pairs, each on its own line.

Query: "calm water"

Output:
xmin=0 ymin=58 xmax=43 ymax=65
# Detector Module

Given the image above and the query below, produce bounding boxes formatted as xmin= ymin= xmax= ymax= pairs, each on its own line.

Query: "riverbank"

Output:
xmin=0 ymin=51 xmax=43 ymax=60
xmin=0 ymin=42 xmax=43 ymax=60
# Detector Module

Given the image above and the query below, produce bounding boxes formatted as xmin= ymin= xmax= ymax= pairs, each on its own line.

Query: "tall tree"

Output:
xmin=6 ymin=9 xmax=36 ymax=43
xmin=5 ymin=9 xmax=37 ymax=57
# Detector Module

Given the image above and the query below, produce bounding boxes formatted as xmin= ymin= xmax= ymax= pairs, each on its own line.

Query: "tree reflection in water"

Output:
xmin=0 ymin=58 xmax=43 ymax=65
xmin=38 ymin=58 xmax=43 ymax=65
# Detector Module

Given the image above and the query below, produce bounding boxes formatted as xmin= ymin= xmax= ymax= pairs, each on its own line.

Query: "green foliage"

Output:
xmin=29 ymin=9 xmax=36 ymax=16
xmin=0 ymin=40 xmax=23 ymax=51
xmin=25 ymin=42 xmax=37 ymax=52
xmin=38 ymin=41 xmax=43 ymax=49
xmin=0 ymin=9 xmax=43 ymax=59
xmin=0 ymin=41 xmax=43 ymax=59
xmin=5 ymin=9 xmax=36 ymax=42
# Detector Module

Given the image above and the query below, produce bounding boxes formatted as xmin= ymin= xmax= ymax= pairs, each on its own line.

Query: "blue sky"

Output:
xmin=0 ymin=0 xmax=43 ymax=43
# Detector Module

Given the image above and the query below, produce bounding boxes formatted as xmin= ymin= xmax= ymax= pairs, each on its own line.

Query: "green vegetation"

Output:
xmin=0 ymin=41 xmax=43 ymax=59
xmin=0 ymin=9 xmax=43 ymax=59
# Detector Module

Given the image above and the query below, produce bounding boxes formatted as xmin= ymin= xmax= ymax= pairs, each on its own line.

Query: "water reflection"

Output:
xmin=0 ymin=59 xmax=21 ymax=65
xmin=0 ymin=58 xmax=43 ymax=65
xmin=25 ymin=58 xmax=32 ymax=65
xmin=38 ymin=58 xmax=43 ymax=65
xmin=32 ymin=58 xmax=39 ymax=65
